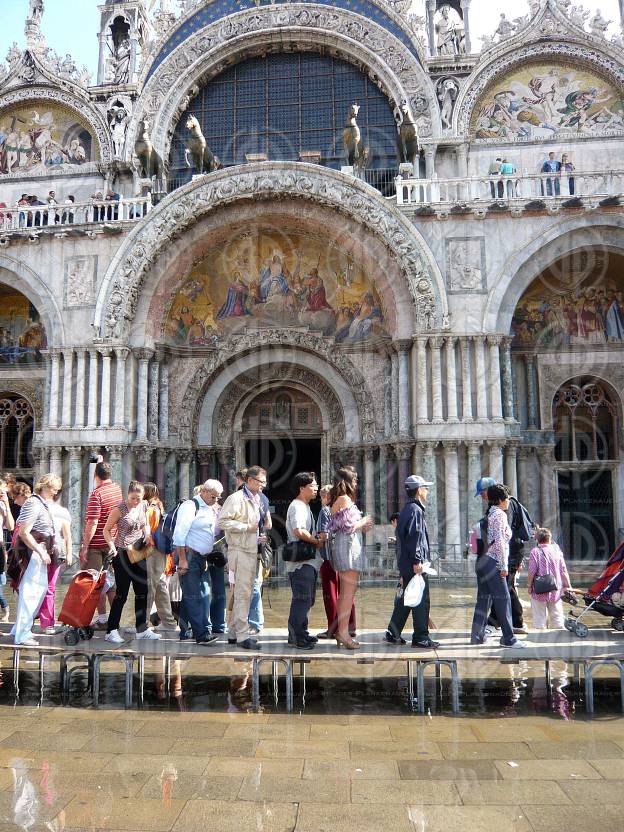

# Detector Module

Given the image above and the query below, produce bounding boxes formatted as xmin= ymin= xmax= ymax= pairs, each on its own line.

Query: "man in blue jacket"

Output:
xmin=384 ymin=475 xmax=440 ymax=649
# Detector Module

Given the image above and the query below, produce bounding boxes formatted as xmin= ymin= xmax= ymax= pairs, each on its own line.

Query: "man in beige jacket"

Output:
xmin=219 ymin=466 xmax=267 ymax=650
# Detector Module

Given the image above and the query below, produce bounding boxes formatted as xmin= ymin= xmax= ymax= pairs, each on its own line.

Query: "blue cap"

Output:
xmin=475 ymin=476 xmax=496 ymax=497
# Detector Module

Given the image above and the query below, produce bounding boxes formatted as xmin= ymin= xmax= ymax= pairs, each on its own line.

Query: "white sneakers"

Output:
xmin=104 ymin=629 xmax=125 ymax=644
xmin=17 ymin=638 xmax=39 ymax=647
xmin=136 ymin=629 xmax=162 ymax=641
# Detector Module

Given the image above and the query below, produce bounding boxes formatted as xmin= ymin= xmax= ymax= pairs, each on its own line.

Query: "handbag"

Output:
xmin=127 ymin=538 xmax=156 ymax=564
xmin=282 ymin=540 xmax=317 ymax=562
xmin=533 ymin=545 xmax=558 ymax=594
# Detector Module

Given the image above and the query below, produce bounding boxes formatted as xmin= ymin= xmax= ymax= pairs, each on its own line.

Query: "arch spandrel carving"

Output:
xmin=175 ymin=329 xmax=376 ymax=446
xmin=94 ymin=162 xmax=446 ymax=340
xmin=127 ymin=4 xmax=440 ymax=162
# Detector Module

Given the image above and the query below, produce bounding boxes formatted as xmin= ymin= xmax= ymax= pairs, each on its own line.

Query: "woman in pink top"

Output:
xmin=527 ymin=527 xmax=572 ymax=629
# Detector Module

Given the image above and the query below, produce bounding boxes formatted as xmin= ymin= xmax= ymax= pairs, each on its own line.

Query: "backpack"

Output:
xmin=469 ymin=513 xmax=490 ymax=557
xmin=153 ymin=497 xmax=200 ymax=555
xmin=509 ymin=496 xmax=534 ymax=543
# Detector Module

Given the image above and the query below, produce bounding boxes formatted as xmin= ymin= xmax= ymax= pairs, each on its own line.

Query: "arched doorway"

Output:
xmin=240 ymin=387 xmax=323 ymax=537
xmin=554 ymin=378 xmax=619 ymax=560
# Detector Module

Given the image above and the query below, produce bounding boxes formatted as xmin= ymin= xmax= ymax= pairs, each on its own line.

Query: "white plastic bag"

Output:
xmin=403 ymin=574 xmax=425 ymax=607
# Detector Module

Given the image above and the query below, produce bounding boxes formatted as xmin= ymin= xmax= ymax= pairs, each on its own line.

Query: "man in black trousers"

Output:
xmin=384 ymin=475 xmax=440 ymax=650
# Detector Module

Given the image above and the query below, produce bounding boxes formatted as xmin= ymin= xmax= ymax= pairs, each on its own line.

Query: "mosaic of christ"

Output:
xmin=165 ymin=231 xmax=388 ymax=346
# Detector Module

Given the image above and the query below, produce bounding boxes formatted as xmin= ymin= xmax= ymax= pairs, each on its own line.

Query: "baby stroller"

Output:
xmin=565 ymin=541 xmax=624 ymax=638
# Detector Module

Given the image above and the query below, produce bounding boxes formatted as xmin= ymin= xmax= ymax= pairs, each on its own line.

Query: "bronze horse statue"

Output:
xmin=134 ymin=117 xmax=164 ymax=180
xmin=342 ymin=103 xmax=365 ymax=167
xmin=184 ymin=115 xmax=221 ymax=174
xmin=396 ymin=100 xmax=419 ymax=169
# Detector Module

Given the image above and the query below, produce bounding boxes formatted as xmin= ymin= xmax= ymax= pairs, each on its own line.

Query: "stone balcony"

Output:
xmin=0 ymin=195 xmax=153 ymax=238
xmin=395 ymin=169 xmax=624 ymax=215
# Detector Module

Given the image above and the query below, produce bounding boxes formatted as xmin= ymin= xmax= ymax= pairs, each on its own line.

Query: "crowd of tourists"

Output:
xmin=0 ymin=461 xmax=575 ymax=650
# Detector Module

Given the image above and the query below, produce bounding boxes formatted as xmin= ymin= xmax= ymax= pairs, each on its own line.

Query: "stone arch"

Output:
xmin=176 ymin=332 xmax=377 ymax=446
xmin=94 ymin=162 xmax=446 ymax=339
xmin=484 ymin=216 xmax=624 ymax=335
xmin=542 ymin=370 xmax=624 ymax=444
xmin=129 ymin=4 xmax=440 ymax=162
xmin=0 ymin=253 xmax=65 ymax=346
xmin=454 ymin=40 xmax=624 ymax=138
xmin=0 ymin=85 xmax=113 ymax=164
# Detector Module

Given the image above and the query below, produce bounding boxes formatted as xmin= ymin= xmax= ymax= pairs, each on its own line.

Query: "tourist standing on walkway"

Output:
xmin=527 ymin=527 xmax=573 ymax=630
xmin=38 ymin=489 xmax=73 ymax=634
xmin=144 ymin=483 xmax=178 ymax=633
xmin=173 ymin=481 xmax=220 ymax=646
xmin=317 ymin=484 xmax=356 ymax=639
xmin=79 ymin=462 xmax=122 ymax=629
xmin=235 ymin=469 xmax=271 ymax=636
xmin=471 ymin=483 xmax=522 ymax=648
xmin=220 ymin=466 xmax=267 ymax=650
xmin=13 ymin=474 xmax=61 ymax=646
xmin=286 ymin=472 xmax=325 ymax=650
xmin=0 ymin=478 xmax=14 ymax=622
xmin=475 ymin=476 xmax=532 ymax=633
xmin=102 ymin=481 xmax=161 ymax=644
xmin=327 ymin=467 xmax=372 ymax=650
xmin=385 ymin=475 xmax=439 ymax=650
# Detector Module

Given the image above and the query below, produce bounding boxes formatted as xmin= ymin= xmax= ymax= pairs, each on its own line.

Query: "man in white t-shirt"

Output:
xmin=285 ymin=472 xmax=325 ymax=650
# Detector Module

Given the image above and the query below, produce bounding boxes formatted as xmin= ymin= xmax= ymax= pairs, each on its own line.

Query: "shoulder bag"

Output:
xmin=532 ymin=545 xmax=558 ymax=594
xmin=282 ymin=540 xmax=317 ymax=562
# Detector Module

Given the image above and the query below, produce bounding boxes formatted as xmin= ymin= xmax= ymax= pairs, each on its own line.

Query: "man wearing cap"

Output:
xmin=475 ymin=477 xmax=533 ymax=634
xmin=384 ymin=475 xmax=440 ymax=649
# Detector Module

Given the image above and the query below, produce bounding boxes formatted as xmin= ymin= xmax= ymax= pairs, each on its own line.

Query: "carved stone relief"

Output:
xmin=445 ymin=237 xmax=487 ymax=294
xmin=64 ymin=255 xmax=97 ymax=309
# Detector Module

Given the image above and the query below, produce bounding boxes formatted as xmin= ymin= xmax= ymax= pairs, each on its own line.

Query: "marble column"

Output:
xmin=31 ymin=447 xmax=46 ymax=481
xmin=48 ymin=349 xmax=61 ymax=429
xmin=49 ymin=447 xmax=62 ymax=477
xmin=460 ymin=0 xmax=473 ymax=52
xmin=135 ymin=445 xmax=152 ymax=484
xmin=538 ymin=447 xmax=557 ymax=528
xmin=74 ymin=349 xmax=86 ymax=429
xmin=414 ymin=336 xmax=428 ymax=423
xmin=113 ymin=347 xmax=129 ymax=429
xmin=197 ymin=450 xmax=212 ymax=486
xmin=135 ymin=349 xmax=153 ymax=441
xmin=148 ymin=354 xmax=160 ymax=443
xmin=217 ymin=449 xmax=231 ymax=495
xmin=466 ymin=441 xmax=483 ymax=530
xmin=426 ymin=0 xmax=437 ymax=56
xmin=378 ymin=445 xmax=388 ymax=523
xmin=430 ymin=337 xmax=444 ymax=423
xmin=396 ymin=342 xmax=411 ymax=435
xmin=517 ymin=447 xmax=531 ymax=510
xmin=390 ymin=351 xmax=399 ymax=435
xmin=424 ymin=145 xmax=437 ymax=180
xmin=156 ymin=448 xmax=168 ymax=495
xmin=383 ymin=357 xmax=392 ymax=437
xmin=107 ymin=445 xmax=125 ymax=490
xmin=421 ymin=442 xmax=438 ymax=543
xmin=364 ymin=448 xmax=376 ymax=520
xmin=60 ymin=349 xmax=74 ymax=428
xmin=86 ymin=349 xmax=98 ymax=430
xmin=504 ymin=443 xmax=519 ymax=497
xmin=158 ymin=356 xmax=169 ymax=442
xmin=164 ymin=451 xmax=177 ymax=509
xmin=489 ymin=440 xmax=504 ymax=482
xmin=99 ymin=347 xmax=112 ymax=429
xmin=443 ymin=441 xmax=461 ymax=549
xmin=525 ymin=354 xmax=538 ymax=430
xmin=386 ymin=446 xmax=398 ymax=519
xmin=460 ymin=338 xmax=474 ymax=422
xmin=66 ymin=446 xmax=83 ymax=558
xmin=178 ymin=450 xmax=192 ymax=500
xmin=473 ymin=336 xmax=488 ymax=421
xmin=395 ymin=444 xmax=412 ymax=509
xmin=444 ymin=336 xmax=458 ymax=422
xmin=501 ymin=337 xmax=515 ymax=422
xmin=487 ymin=335 xmax=504 ymax=422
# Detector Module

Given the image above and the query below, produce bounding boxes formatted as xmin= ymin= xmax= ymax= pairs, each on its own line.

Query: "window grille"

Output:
xmin=554 ymin=381 xmax=618 ymax=463
xmin=0 ymin=396 xmax=34 ymax=470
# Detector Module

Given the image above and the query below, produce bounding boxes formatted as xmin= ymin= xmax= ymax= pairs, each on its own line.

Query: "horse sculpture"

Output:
xmin=396 ymin=100 xmax=419 ymax=170
xmin=185 ymin=115 xmax=220 ymax=174
xmin=134 ymin=117 xmax=164 ymax=180
xmin=342 ymin=103 xmax=365 ymax=167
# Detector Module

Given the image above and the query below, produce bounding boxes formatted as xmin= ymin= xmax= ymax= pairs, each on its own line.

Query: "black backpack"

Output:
xmin=153 ymin=497 xmax=200 ymax=555
xmin=509 ymin=496 xmax=534 ymax=542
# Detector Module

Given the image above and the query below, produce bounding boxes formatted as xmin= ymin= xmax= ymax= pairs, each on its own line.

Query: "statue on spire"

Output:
xmin=28 ymin=0 xmax=44 ymax=27
xmin=25 ymin=0 xmax=45 ymax=52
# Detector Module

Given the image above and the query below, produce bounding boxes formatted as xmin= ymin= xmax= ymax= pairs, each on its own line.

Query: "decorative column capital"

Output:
xmin=197 ymin=448 xmax=216 ymax=465
xmin=429 ymin=335 xmax=444 ymax=350
xmin=363 ymin=446 xmax=377 ymax=462
xmin=217 ymin=448 xmax=231 ymax=465
xmin=501 ymin=335 xmax=513 ymax=350
xmin=178 ymin=449 xmax=194 ymax=464
xmin=517 ymin=445 xmax=533 ymax=462
xmin=134 ymin=444 xmax=154 ymax=463
xmin=135 ymin=348 xmax=155 ymax=363
xmin=156 ymin=447 xmax=171 ymax=465
xmin=106 ymin=444 xmax=127 ymax=459
xmin=65 ymin=446 xmax=83 ymax=460
xmin=420 ymin=441 xmax=437 ymax=454
xmin=537 ymin=446 xmax=554 ymax=463
xmin=487 ymin=334 xmax=504 ymax=347
xmin=393 ymin=443 xmax=413 ymax=461
xmin=442 ymin=440 xmax=458 ymax=452
xmin=114 ymin=346 xmax=131 ymax=360
xmin=413 ymin=334 xmax=429 ymax=346
xmin=444 ymin=334 xmax=457 ymax=348
xmin=98 ymin=346 xmax=113 ymax=358
xmin=466 ymin=440 xmax=482 ymax=456
xmin=46 ymin=347 xmax=61 ymax=359
xmin=488 ymin=439 xmax=505 ymax=450
xmin=154 ymin=345 xmax=168 ymax=363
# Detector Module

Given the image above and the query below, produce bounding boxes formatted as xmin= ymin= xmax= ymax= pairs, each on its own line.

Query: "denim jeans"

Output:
xmin=471 ymin=556 xmax=516 ymax=646
xmin=287 ymin=564 xmax=317 ymax=643
xmin=179 ymin=551 xmax=210 ymax=642
xmin=209 ymin=564 xmax=226 ymax=633
xmin=248 ymin=570 xmax=264 ymax=631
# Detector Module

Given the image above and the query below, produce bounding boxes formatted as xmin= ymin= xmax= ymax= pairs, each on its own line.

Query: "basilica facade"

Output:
xmin=1 ymin=0 xmax=623 ymax=562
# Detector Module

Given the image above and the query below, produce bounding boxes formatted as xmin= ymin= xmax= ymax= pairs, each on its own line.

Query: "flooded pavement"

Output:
xmin=0 ymin=581 xmax=621 ymax=830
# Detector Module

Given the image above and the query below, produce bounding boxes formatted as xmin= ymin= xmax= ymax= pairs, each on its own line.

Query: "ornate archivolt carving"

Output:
xmin=0 ymin=85 xmax=112 ymax=164
xmin=95 ymin=163 xmax=446 ymax=339
xmin=175 ymin=329 xmax=377 ymax=445
xmin=212 ymin=363 xmax=346 ymax=446
xmin=128 ymin=4 xmax=439 ymax=161
xmin=538 ymin=360 xmax=624 ymax=430
xmin=455 ymin=39 xmax=624 ymax=138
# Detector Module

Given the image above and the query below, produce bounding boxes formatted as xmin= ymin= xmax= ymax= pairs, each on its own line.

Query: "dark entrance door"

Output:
xmin=245 ymin=436 xmax=322 ymax=545
xmin=558 ymin=469 xmax=615 ymax=560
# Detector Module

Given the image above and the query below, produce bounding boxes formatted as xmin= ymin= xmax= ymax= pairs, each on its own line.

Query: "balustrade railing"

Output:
xmin=396 ymin=169 xmax=624 ymax=206
xmin=0 ymin=195 xmax=153 ymax=233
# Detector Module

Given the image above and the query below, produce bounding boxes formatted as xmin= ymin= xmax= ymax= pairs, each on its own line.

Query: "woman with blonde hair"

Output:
xmin=13 ymin=473 xmax=61 ymax=646
xmin=143 ymin=482 xmax=178 ymax=632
